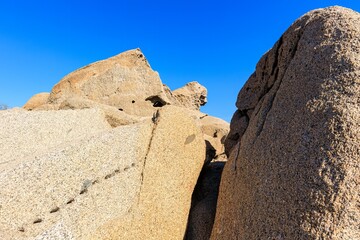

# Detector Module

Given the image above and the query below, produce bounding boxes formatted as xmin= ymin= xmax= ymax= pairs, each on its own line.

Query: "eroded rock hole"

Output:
xmin=132 ymin=100 xmax=135 ymax=103
xmin=66 ymin=199 xmax=74 ymax=204
xmin=213 ymin=131 xmax=218 ymax=138
xmin=118 ymin=108 xmax=123 ymax=111
xmin=33 ymin=219 xmax=42 ymax=224
xmin=50 ymin=207 xmax=60 ymax=213
xmin=105 ymin=173 xmax=115 ymax=179
xmin=145 ymin=96 xmax=167 ymax=108
xmin=80 ymin=189 xmax=87 ymax=195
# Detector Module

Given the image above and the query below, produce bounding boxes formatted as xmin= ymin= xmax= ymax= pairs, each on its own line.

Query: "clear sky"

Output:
xmin=1 ymin=1 xmax=360 ymax=121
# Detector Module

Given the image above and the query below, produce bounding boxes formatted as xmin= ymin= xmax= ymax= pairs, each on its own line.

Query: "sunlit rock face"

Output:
xmin=213 ymin=6 xmax=360 ymax=240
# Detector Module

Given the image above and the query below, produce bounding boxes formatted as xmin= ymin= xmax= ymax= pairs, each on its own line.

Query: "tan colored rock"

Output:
xmin=28 ymin=49 xmax=209 ymax=117
xmin=172 ymin=81 xmax=207 ymax=111
xmin=0 ymin=108 xmax=111 ymax=171
xmin=59 ymin=97 xmax=142 ymax=127
xmin=181 ymin=113 xmax=228 ymax=240
xmin=23 ymin=92 xmax=50 ymax=110
xmin=0 ymin=106 xmax=205 ymax=240
xmin=200 ymin=115 xmax=229 ymax=160
xmin=91 ymin=106 xmax=205 ymax=239
xmin=212 ymin=6 xmax=360 ymax=240
xmin=48 ymin=48 xmax=171 ymax=117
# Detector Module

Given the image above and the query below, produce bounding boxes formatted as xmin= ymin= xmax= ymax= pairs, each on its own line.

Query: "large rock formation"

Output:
xmin=0 ymin=106 xmax=205 ymax=240
xmin=25 ymin=49 xmax=209 ymax=117
xmin=18 ymin=48 xmax=229 ymax=239
xmin=47 ymin=49 xmax=170 ymax=117
xmin=212 ymin=6 xmax=360 ymax=240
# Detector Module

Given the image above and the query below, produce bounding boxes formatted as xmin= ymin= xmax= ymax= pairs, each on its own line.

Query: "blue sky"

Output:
xmin=1 ymin=1 xmax=360 ymax=121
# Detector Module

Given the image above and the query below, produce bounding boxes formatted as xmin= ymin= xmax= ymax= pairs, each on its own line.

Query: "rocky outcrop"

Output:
xmin=18 ymin=48 xmax=229 ymax=239
xmin=172 ymin=82 xmax=207 ymax=111
xmin=0 ymin=106 xmax=205 ymax=240
xmin=47 ymin=49 xmax=170 ymax=117
xmin=23 ymin=93 xmax=50 ymax=110
xmin=212 ymin=6 xmax=360 ymax=240
xmin=23 ymin=48 xmax=228 ymax=148
xmin=26 ymin=49 xmax=209 ymax=117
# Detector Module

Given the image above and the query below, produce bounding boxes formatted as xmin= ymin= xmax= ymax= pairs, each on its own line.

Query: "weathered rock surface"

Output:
xmin=200 ymin=115 xmax=229 ymax=161
xmin=27 ymin=49 xmax=209 ymax=117
xmin=19 ymin=48 xmax=229 ymax=239
xmin=172 ymin=81 xmax=207 ymax=111
xmin=0 ymin=106 xmax=205 ymax=240
xmin=0 ymin=108 xmax=111 ymax=171
xmin=91 ymin=106 xmax=205 ymax=240
xmin=58 ymin=97 xmax=142 ymax=127
xmin=212 ymin=6 xmax=360 ymax=240
xmin=46 ymin=48 xmax=170 ymax=116
xmin=23 ymin=92 xmax=50 ymax=110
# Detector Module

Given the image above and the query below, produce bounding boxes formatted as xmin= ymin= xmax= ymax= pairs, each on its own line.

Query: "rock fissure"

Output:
xmin=254 ymin=31 xmax=304 ymax=140
xmin=138 ymin=110 xmax=161 ymax=204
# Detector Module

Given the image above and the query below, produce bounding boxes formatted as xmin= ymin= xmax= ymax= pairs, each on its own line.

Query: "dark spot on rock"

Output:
xmin=145 ymin=96 xmax=166 ymax=108
xmin=50 ymin=207 xmax=60 ymax=213
xmin=80 ymin=189 xmax=87 ymax=195
xmin=118 ymin=108 xmax=123 ymax=111
xmin=132 ymin=100 xmax=135 ymax=103
xmin=228 ymin=133 xmax=240 ymax=141
xmin=185 ymin=134 xmax=196 ymax=145
xmin=124 ymin=166 xmax=130 ymax=171
xmin=213 ymin=131 xmax=218 ymax=138
xmin=66 ymin=198 xmax=74 ymax=204
xmin=131 ymin=163 xmax=135 ymax=167
xmin=33 ymin=219 xmax=42 ymax=224
xmin=153 ymin=101 xmax=164 ymax=107
xmin=18 ymin=227 xmax=25 ymax=232
xmin=105 ymin=173 xmax=115 ymax=179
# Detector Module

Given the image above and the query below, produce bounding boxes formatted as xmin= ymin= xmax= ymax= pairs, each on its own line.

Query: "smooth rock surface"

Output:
xmin=212 ymin=6 xmax=360 ymax=240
